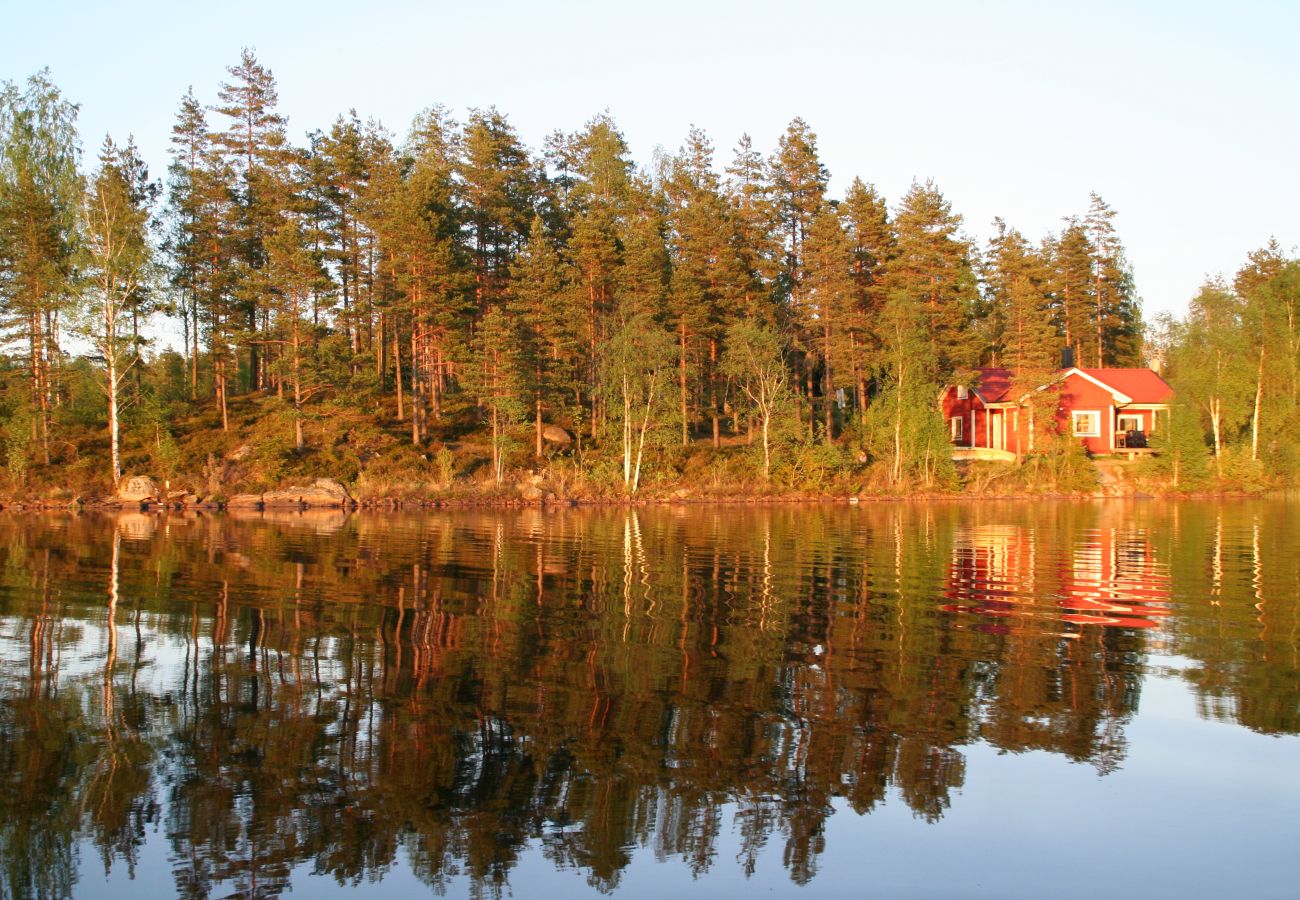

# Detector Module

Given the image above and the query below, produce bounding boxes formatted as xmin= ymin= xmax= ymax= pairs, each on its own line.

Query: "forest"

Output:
xmin=1 ymin=53 xmax=1296 ymax=503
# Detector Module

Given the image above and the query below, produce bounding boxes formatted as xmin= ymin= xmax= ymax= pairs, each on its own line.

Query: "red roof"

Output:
xmin=971 ymin=368 xmax=1015 ymax=403
xmin=1077 ymin=369 xmax=1173 ymax=404
xmin=968 ymin=366 xmax=1172 ymax=405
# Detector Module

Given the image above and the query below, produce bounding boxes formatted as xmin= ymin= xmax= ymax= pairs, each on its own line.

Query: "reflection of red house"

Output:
xmin=943 ymin=524 xmax=1171 ymax=630
xmin=939 ymin=367 xmax=1172 ymax=458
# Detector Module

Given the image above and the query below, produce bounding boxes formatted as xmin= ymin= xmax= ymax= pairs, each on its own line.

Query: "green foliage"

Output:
xmin=1142 ymin=402 xmax=1211 ymax=489
xmin=3 ymin=410 xmax=31 ymax=485
xmin=3 ymin=61 xmax=1295 ymax=501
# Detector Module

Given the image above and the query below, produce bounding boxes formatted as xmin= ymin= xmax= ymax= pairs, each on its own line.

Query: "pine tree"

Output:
xmin=266 ymin=218 xmax=323 ymax=451
xmin=984 ymin=219 xmax=1056 ymax=374
xmin=162 ymin=88 xmax=216 ymax=400
xmin=507 ymin=216 xmax=578 ymax=457
xmin=458 ymin=108 xmax=536 ymax=309
xmin=212 ymin=48 xmax=295 ymax=393
xmin=0 ymin=70 xmax=81 ymax=465
xmin=664 ymin=127 xmax=745 ymax=446
xmin=1083 ymin=193 xmax=1141 ymax=366
xmin=1045 ymin=221 xmax=1093 ymax=366
xmin=885 ymin=180 xmax=977 ymax=378
xmin=723 ymin=133 xmax=779 ymax=317
xmin=841 ymin=178 xmax=893 ymax=412
xmin=801 ymin=204 xmax=856 ymax=442
xmin=465 ymin=305 xmax=524 ymax=485
xmin=769 ymin=118 xmax=828 ymax=311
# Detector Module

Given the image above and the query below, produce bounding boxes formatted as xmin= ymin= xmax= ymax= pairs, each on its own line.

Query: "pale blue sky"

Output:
xmin=5 ymin=0 xmax=1298 ymax=321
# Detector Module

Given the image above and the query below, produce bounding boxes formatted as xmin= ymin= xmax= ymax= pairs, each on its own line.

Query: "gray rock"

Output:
xmin=519 ymin=484 xmax=544 ymax=502
xmin=262 ymin=478 xmax=352 ymax=508
xmin=227 ymin=444 xmax=253 ymax=461
xmin=226 ymin=493 xmax=264 ymax=508
xmin=117 ymin=475 xmax=160 ymax=502
xmin=542 ymin=425 xmax=573 ymax=445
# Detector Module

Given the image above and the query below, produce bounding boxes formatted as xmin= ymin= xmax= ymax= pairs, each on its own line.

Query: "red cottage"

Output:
xmin=939 ymin=366 xmax=1173 ymax=459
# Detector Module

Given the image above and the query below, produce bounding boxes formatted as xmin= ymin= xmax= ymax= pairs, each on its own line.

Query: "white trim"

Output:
xmin=949 ymin=416 xmax=963 ymax=442
xmin=1021 ymin=368 xmax=1135 ymax=405
xmin=1063 ymin=368 xmax=1134 ymax=404
xmin=1072 ymin=410 xmax=1101 ymax=438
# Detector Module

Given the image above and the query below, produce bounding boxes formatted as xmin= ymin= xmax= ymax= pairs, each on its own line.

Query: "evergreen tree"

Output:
xmin=458 ymin=108 xmax=536 ymax=309
xmin=801 ymin=204 xmax=856 ymax=442
xmin=885 ymin=180 xmax=977 ymax=378
xmin=723 ymin=133 xmax=779 ymax=317
xmin=507 ymin=216 xmax=578 ymax=457
xmin=841 ymin=178 xmax=893 ymax=412
xmin=465 ymin=305 xmax=524 ymax=484
xmin=266 ymin=218 xmax=323 ymax=451
xmin=162 ymin=88 xmax=216 ymax=400
xmin=664 ymin=127 xmax=746 ymax=446
xmin=0 ymin=70 xmax=81 ymax=465
xmin=211 ymin=48 xmax=295 ymax=393
xmin=1083 ymin=193 xmax=1141 ymax=366
xmin=1045 ymin=221 xmax=1093 ymax=366
xmin=983 ymin=219 xmax=1056 ymax=374
xmin=769 ymin=118 xmax=828 ymax=310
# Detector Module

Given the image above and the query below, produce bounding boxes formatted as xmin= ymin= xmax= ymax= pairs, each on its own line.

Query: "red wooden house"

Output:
xmin=939 ymin=366 xmax=1172 ymax=458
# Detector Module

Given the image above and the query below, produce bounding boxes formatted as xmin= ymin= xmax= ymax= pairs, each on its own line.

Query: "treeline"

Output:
xmin=2 ymin=54 xmax=1151 ymax=496
xmin=1148 ymin=243 xmax=1300 ymax=487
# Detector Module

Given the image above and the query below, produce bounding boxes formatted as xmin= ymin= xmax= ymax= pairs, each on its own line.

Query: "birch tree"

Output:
xmin=722 ymin=320 xmax=794 ymax=481
xmin=601 ymin=300 xmax=674 ymax=494
xmin=82 ymin=137 xmax=154 ymax=487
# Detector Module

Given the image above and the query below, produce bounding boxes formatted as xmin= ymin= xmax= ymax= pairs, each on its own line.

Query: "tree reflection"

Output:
xmin=0 ymin=501 xmax=1293 ymax=897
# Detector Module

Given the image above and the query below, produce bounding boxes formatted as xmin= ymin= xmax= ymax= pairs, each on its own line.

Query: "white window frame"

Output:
xmin=950 ymin=416 xmax=963 ymax=442
xmin=1072 ymin=410 xmax=1101 ymax=438
xmin=1117 ymin=414 xmax=1143 ymax=434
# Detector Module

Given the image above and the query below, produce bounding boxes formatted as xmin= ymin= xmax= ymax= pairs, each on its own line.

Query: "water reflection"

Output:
xmin=0 ymin=502 xmax=1296 ymax=898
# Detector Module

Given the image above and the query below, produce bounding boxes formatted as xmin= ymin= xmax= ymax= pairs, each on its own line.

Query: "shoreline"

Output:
xmin=0 ymin=487 xmax=1272 ymax=513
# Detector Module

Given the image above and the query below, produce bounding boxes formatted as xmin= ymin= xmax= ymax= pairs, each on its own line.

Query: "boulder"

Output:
xmin=262 ymin=478 xmax=352 ymax=508
xmin=519 ymin=484 xmax=544 ymax=502
xmin=542 ymin=425 xmax=573 ymax=446
xmin=117 ymin=475 xmax=160 ymax=503
xmin=226 ymin=493 xmax=264 ymax=508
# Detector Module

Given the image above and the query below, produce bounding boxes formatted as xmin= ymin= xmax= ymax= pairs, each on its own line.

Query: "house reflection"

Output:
xmin=944 ymin=520 xmax=1172 ymax=630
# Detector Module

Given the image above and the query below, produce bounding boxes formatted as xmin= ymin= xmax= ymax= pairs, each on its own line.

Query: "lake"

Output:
xmin=0 ymin=501 xmax=1296 ymax=899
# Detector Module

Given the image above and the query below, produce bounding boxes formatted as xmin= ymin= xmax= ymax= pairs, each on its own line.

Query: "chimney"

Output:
xmin=1061 ymin=346 xmax=1075 ymax=370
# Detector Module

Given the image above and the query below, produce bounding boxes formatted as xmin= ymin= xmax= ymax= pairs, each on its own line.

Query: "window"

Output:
xmin=1117 ymin=415 xmax=1142 ymax=434
xmin=956 ymin=385 xmax=969 ymax=400
xmin=1072 ymin=410 xmax=1100 ymax=437
xmin=950 ymin=416 xmax=963 ymax=442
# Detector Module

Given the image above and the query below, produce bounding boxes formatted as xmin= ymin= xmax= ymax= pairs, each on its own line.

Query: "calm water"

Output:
xmin=0 ymin=502 xmax=1296 ymax=899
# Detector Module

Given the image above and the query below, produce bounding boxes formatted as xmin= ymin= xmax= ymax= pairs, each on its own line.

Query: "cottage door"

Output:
xmin=991 ymin=412 xmax=1005 ymax=451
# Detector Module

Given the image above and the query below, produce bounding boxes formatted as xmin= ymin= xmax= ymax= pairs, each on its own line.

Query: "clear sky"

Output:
xmin=4 ymin=0 xmax=1298 ymax=320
